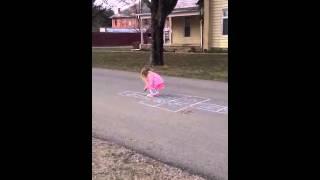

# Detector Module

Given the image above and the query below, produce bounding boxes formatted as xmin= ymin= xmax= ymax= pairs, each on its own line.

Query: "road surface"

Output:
xmin=92 ymin=68 xmax=228 ymax=180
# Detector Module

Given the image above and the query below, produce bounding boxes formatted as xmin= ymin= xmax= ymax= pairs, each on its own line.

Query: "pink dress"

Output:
xmin=144 ymin=71 xmax=165 ymax=90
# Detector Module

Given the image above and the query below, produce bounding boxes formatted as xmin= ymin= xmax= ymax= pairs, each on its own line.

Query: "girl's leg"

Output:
xmin=153 ymin=89 xmax=159 ymax=95
xmin=147 ymin=89 xmax=159 ymax=97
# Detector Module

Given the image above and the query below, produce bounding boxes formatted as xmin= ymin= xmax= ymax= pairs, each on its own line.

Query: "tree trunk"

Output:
xmin=151 ymin=25 xmax=164 ymax=66
xmin=150 ymin=10 xmax=165 ymax=66
xmin=146 ymin=0 xmax=178 ymax=66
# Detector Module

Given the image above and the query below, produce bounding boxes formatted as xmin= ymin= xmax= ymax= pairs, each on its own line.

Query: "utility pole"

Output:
xmin=139 ymin=0 xmax=143 ymax=49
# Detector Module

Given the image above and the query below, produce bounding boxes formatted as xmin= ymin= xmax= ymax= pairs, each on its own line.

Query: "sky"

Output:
xmin=94 ymin=0 xmax=138 ymax=14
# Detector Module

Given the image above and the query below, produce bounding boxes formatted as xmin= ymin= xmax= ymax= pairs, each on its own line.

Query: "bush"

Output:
xmin=188 ymin=47 xmax=196 ymax=53
xmin=132 ymin=41 xmax=140 ymax=49
xmin=208 ymin=48 xmax=228 ymax=53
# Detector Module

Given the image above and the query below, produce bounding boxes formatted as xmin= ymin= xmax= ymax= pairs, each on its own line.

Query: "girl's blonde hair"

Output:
xmin=140 ymin=66 xmax=153 ymax=78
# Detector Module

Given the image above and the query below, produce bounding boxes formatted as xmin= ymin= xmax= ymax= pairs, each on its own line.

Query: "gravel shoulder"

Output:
xmin=92 ymin=138 xmax=207 ymax=180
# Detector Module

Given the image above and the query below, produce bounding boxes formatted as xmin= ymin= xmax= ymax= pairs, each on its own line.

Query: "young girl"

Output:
xmin=140 ymin=67 xmax=165 ymax=97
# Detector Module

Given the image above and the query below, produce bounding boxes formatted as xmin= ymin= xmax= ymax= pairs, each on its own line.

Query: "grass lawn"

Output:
xmin=92 ymin=51 xmax=228 ymax=81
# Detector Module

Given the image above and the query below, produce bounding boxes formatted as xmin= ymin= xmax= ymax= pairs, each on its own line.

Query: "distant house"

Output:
xmin=111 ymin=8 xmax=139 ymax=29
xmin=110 ymin=2 xmax=151 ymax=30
xmin=110 ymin=3 xmax=170 ymax=43
xmin=137 ymin=0 xmax=228 ymax=51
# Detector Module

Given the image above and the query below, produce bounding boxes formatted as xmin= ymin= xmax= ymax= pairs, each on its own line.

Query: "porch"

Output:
xmin=137 ymin=8 xmax=202 ymax=49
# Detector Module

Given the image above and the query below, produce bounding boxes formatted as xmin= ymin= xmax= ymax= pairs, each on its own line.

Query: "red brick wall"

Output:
xmin=112 ymin=17 xmax=139 ymax=28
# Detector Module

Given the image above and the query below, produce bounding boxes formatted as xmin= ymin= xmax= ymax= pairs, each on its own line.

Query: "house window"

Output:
xmin=222 ymin=8 xmax=228 ymax=35
xmin=115 ymin=19 xmax=117 ymax=26
xmin=184 ymin=17 xmax=191 ymax=37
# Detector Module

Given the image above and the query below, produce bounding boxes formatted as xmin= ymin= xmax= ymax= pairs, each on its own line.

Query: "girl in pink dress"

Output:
xmin=140 ymin=67 xmax=165 ymax=97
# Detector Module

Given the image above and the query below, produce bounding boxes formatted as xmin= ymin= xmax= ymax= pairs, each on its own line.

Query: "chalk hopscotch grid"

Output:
xmin=139 ymin=96 xmax=185 ymax=109
xmin=118 ymin=90 xmax=228 ymax=114
xmin=169 ymin=98 xmax=211 ymax=113
xmin=119 ymin=91 xmax=186 ymax=110
xmin=139 ymin=94 xmax=209 ymax=112
xmin=192 ymin=102 xmax=227 ymax=113
xmin=148 ymin=97 xmax=210 ymax=112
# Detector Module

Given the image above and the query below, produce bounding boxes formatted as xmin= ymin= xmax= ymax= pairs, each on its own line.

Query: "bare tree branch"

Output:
xmin=117 ymin=0 xmax=131 ymax=6
xmin=142 ymin=0 xmax=151 ymax=8
xmin=165 ymin=0 xmax=178 ymax=16
xmin=100 ymin=0 xmax=115 ymax=9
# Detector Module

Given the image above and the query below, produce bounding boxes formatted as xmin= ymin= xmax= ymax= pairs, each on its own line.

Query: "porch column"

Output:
xmin=169 ymin=16 xmax=172 ymax=45
xmin=163 ymin=29 xmax=166 ymax=44
xmin=200 ymin=19 xmax=203 ymax=49
xmin=139 ymin=17 xmax=144 ymax=49
xmin=203 ymin=0 xmax=210 ymax=50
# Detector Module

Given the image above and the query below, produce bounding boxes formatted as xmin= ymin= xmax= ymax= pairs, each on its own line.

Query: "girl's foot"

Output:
xmin=148 ymin=89 xmax=159 ymax=97
xmin=147 ymin=94 xmax=154 ymax=97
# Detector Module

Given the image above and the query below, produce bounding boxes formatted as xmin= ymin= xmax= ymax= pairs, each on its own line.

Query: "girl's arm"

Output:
xmin=141 ymin=76 xmax=148 ymax=90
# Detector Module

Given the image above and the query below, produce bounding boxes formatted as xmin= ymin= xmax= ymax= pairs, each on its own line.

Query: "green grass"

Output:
xmin=92 ymin=51 xmax=228 ymax=81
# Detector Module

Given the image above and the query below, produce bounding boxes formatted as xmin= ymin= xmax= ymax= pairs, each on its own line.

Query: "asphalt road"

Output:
xmin=92 ymin=68 xmax=228 ymax=180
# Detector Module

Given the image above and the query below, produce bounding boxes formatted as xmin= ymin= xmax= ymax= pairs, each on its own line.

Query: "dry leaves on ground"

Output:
xmin=92 ymin=138 xmax=206 ymax=180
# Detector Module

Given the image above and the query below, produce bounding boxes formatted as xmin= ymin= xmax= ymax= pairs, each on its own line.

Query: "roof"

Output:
xmin=175 ymin=0 xmax=199 ymax=9
xmin=110 ymin=14 xmax=135 ymax=18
